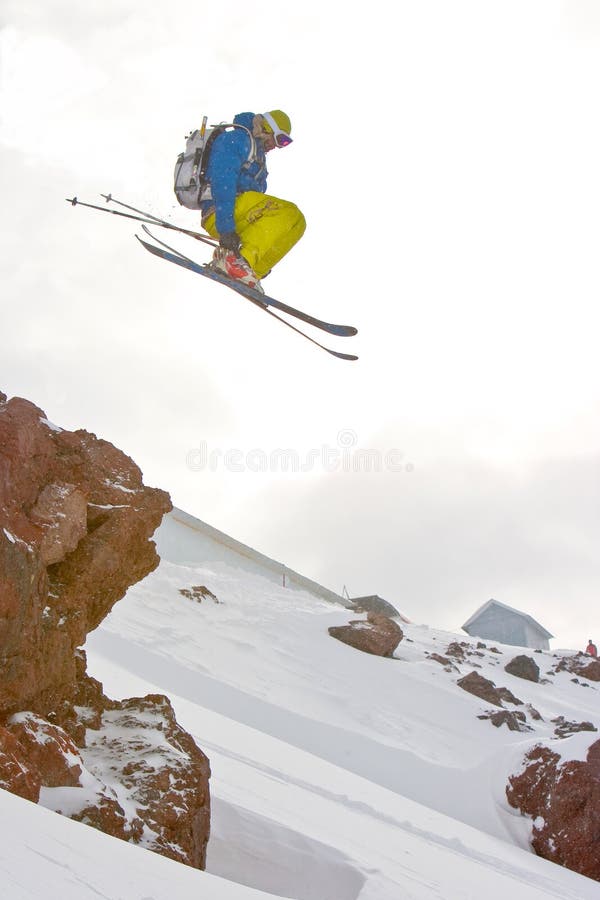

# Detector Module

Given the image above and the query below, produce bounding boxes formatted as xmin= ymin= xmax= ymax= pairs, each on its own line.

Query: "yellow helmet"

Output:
xmin=262 ymin=110 xmax=293 ymax=147
xmin=266 ymin=110 xmax=291 ymax=134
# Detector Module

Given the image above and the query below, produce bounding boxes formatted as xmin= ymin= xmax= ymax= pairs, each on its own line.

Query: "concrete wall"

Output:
xmin=155 ymin=507 xmax=350 ymax=608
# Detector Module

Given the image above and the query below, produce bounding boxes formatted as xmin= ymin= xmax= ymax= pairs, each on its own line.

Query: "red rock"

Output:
xmin=7 ymin=712 xmax=83 ymax=787
xmin=507 ymin=738 xmax=600 ymax=881
xmin=575 ymin=659 xmax=600 ymax=682
xmin=30 ymin=482 xmax=88 ymax=565
xmin=69 ymin=792 xmax=143 ymax=843
xmin=0 ymin=391 xmax=211 ymax=871
xmin=0 ymin=726 xmax=40 ymax=801
xmin=504 ymin=654 xmax=540 ymax=683
xmin=554 ymin=653 xmax=600 ymax=682
xmin=0 ymin=392 xmax=171 ymax=718
xmin=84 ymin=694 xmax=211 ymax=868
xmin=446 ymin=641 xmax=468 ymax=660
xmin=428 ymin=653 xmax=460 ymax=672
xmin=329 ymin=612 xmax=403 ymax=658
xmin=477 ymin=709 xmax=529 ymax=731
xmin=457 ymin=671 xmax=522 ymax=707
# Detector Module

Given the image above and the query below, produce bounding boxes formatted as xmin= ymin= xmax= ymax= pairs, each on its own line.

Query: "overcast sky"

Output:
xmin=2 ymin=1 xmax=600 ymax=650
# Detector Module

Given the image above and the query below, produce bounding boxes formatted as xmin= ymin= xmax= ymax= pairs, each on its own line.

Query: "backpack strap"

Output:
xmin=200 ymin=124 xmax=256 ymax=183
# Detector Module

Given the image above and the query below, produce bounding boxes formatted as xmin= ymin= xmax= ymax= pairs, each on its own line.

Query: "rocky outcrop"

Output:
xmin=84 ymin=693 xmax=211 ymax=867
xmin=553 ymin=652 xmax=600 ymax=682
xmin=573 ymin=659 xmax=600 ymax=682
xmin=0 ymin=391 xmax=211 ymax=870
xmin=8 ymin=711 xmax=83 ymax=786
xmin=428 ymin=652 xmax=460 ymax=672
xmin=504 ymin=655 xmax=540 ymax=683
xmin=328 ymin=612 xmax=403 ymax=658
xmin=179 ymin=584 xmax=219 ymax=604
xmin=457 ymin=671 xmax=522 ymax=707
xmin=0 ymin=725 xmax=41 ymax=801
xmin=445 ymin=641 xmax=493 ymax=663
xmin=0 ymin=392 xmax=171 ymax=717
xmin=445 ymin=641 xmax=468 ymax=661
xmin=477 ymin=709 xmax=530 ymax=732
xmin=551 ymin=716 xmax=597 ymax=739
xmin=506 ymin=738 xmax=600 ymax=881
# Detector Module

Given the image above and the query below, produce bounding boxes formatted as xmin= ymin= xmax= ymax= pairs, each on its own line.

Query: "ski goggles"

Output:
xmin=262 ymin=111 xmax=293 ymax=148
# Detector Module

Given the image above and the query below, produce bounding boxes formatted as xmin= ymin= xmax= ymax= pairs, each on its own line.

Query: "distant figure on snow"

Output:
xmin=585 ymin=639 xmax=598 ymax=657
xmin=200 ymin=110 xmax=306 ymax=293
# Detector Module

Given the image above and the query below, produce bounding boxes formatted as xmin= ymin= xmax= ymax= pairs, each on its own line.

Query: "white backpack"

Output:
xmin=173 ymin=116 xmax=255 ymax=210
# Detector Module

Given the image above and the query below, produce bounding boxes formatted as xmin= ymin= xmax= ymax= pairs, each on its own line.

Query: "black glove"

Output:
xmin=219 ymin=231 xmax=241 ymax=254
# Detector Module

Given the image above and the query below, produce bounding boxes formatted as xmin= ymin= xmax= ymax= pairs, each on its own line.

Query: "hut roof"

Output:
xmin=462 ymin=598 xmax=553 ymax=639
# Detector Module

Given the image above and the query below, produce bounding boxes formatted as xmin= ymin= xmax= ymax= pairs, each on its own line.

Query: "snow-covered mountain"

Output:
xmin=3 ymin=508 xmax=598 ymax=899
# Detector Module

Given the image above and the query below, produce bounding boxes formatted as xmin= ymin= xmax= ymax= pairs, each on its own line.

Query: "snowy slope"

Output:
xmin=3 ymin=510 xmax=598 ymax=899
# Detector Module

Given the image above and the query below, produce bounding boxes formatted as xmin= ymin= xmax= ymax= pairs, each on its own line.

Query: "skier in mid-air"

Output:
xmin=68 ymin=109 xmax=357 ymax=358
xmin=198 ymin=110 xmax=305 ymax=293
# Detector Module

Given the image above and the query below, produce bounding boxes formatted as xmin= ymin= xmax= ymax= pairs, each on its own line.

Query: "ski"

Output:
xmin=136 ymin=233 xmax=358 ymax=361
xmin=138 ymin=227 xmax=358 ymax=338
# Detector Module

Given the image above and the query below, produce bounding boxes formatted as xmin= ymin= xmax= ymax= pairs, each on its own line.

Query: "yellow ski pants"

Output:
xmin=202 ymin=191 xmax=306 ymax=279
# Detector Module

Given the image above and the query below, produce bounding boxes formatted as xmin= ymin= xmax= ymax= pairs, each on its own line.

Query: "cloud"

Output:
xmin=561 ymin=0 xmax=600 ymax=39
xmin=237 ymin=447 xmax=600 ymax=648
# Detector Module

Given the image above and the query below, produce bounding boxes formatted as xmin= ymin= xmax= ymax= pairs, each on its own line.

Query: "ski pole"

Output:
xmin=101 ymin=193 xmax=217 ymax=246
xmin=66 ymin=197 xmax=218 ymax=247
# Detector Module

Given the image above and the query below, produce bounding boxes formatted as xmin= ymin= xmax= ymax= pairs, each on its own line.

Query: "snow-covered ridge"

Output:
xmin=3 ymin=507 xmax=597 ymax=898
xmin=76 ymin=510 xmax=599 ymax=898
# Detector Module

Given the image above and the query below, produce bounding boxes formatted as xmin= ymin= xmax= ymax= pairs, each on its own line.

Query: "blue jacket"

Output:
xmin=200 ymin=112 xmax=268 ymax=235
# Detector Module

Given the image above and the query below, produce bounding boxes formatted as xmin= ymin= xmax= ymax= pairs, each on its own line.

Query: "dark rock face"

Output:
xmin=329 ymin=613 xmax=403 ymax=657
xmin=504 ymin=655 xmax=540 ymax=683
xmin=457 ymin=671 xmax=522 ymax=707
xmin=506 ymin=739 xmax=600 ymax=881
xmin=0 ymin=392 xmax=211 ymax=870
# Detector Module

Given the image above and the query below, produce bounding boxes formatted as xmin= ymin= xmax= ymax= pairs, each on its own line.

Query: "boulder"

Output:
xmin=457 ymin=671 xmax=522 ymax=707
xmin=506 ymin=738 xmax=600 ymax=881
xmin=504 ymin=654 xmax=540 ymax=683
xmin=329 ymin=612 xmax=403 ymax=658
